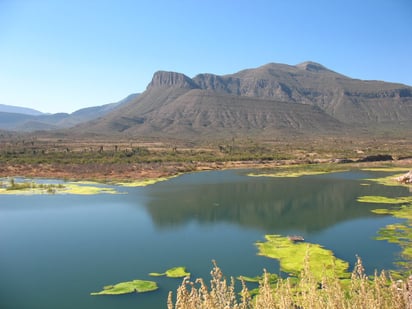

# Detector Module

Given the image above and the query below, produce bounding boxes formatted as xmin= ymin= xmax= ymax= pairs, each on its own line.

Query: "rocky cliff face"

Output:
xmin=146 ymin=62 xmax=412 ymax=123
xmin=147 ymin=71 xmax=199 ymax=89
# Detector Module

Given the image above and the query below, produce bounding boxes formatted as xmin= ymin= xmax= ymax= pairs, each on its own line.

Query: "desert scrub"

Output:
xmin=167 ymin=258 xmax=412 ymax=309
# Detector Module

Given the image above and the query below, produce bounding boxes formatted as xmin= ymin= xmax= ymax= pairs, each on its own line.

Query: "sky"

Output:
xmin=0 ymin=0 xmax=411 ymax=114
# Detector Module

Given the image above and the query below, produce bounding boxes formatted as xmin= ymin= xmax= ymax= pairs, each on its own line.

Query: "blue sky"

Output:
xmin=1 ymin=0 xmax=411 ymax=113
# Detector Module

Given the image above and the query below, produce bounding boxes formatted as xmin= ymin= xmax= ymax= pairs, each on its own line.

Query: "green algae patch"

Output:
xmin=63 ymin=183 xmax=119 ymax=195
xmin=361 ymin=167 xmax=410 ymax=172
xmin=116 ymin=175 xmax=178 ymax=187
xmin=248 ymin=170 xmax=327 ymax=178
xmin=372 ymin=204 xmax=412 ymax=277
xmin=256 ymin=235 xmax=350 ymax=280
xmin=90 ymin=279 xmax=158 ymax=295
xmin=371 ymin=208 xmax=391 ymax=215
xmin=237 ymin=273 xmax=278 ymax=283
xmin=376 ymin=204 xmax=412 ymax=221
xmin=357 ymin=196 xmax=412 ymax=204
xmin=248 ymin=165 xmax=347 ymax=178
xmin=149 ymin=266 xmax=190 ymax=278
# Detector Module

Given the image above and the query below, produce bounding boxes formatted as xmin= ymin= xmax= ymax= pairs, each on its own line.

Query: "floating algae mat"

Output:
xmin=63 ymin=183 xmax=119 ymax=195
xmin=237 ymin=273 xmax=278 ymax=283
xmin=357 ymin=195 xmax=412 ymax=204
xmin=116 ymin=175 xmax=179 ymax=187
xmin=248 ymin=164 xmax=347 ymax=178
xmin=91 ymin=279 xmax=158 ymax=295
xmin=361 ymin=167 xmax=410 ymax=173
xmin=149 ymin=266 xmax=190 ymax=278
xmin=91 ymin=266 xmax=188 ymax=297
xmin=371 ymin=205 xmax=412 ymax=277
xmin=256 ymin=235 xmax=350 ymax=279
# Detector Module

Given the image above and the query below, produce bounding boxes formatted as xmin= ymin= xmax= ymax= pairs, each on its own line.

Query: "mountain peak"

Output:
xmin=147 ymin=71 xmax=199 ymax=89
xmin=296 ymin=61 xmax=329 ymax=72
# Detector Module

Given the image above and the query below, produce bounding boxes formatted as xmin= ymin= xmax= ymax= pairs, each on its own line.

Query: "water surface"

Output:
xmin=0 ymin=169 xmax=407 ymax=308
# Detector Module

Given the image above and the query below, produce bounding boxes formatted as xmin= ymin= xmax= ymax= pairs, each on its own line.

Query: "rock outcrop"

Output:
xmin=396 ymin=170 xmax=412 ymax=184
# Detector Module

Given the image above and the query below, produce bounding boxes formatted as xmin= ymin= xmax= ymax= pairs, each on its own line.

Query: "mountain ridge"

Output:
xmin=75 ymin=61 xmax=411 ymax=139
xmin=0 ymin=93 xmax=139 ymax=132
xmin=3 ymin=61 xmax=412 ymax=140
xmin=0 ymin=104 xmax=44 ymax=116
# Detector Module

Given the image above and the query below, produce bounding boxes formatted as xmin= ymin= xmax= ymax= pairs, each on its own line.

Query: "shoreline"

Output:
xmin=1 ymin=158 xmax=411 ymax=183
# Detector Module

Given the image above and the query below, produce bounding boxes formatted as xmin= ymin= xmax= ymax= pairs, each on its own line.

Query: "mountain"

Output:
xmin=0 ymin=93 xmax=139 ymax=132
xmin=0 ymin=104 xmax=44 ymax=116
xmin=75 ymin=61 xmax=412 ymax=139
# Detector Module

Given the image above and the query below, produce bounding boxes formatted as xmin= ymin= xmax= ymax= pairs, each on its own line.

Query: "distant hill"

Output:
xmin=0 ymin=93 xmax=139 ymax=132
xmin=0 ymin=104 xmax=44 ymax=116
xmin=74 ymin=61 xmax=412 ymax=139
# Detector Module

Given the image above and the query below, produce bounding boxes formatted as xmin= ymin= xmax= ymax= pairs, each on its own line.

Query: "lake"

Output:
xmin=0 ymin=169 xmax=408 ymax=309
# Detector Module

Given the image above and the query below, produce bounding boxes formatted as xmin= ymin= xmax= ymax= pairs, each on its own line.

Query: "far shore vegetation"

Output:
xmin=1 ymin=135 xmax=412 ymax=183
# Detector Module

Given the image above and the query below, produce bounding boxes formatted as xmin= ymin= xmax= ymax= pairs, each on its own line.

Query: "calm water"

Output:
xmin=0 ymin=169 xmax=408 ymax=309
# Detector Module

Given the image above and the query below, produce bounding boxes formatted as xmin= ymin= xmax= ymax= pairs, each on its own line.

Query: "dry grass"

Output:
xmin=167 ymin=258 xmax=412 ymax=309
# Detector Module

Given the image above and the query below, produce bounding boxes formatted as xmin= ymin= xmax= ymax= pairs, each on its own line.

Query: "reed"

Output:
xmin=167 ymin=257 xmax=412 ymax=309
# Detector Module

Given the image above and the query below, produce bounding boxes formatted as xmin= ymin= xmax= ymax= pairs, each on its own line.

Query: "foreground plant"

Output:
xmin=167 ymin=258 xmax=412 ymax=309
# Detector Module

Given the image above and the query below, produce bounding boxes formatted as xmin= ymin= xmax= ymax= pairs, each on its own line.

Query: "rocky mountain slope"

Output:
xmin=75 ymin=61 xmax=412 ymax=139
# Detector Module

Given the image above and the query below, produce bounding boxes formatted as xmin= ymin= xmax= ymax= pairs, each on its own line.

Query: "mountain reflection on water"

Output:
xmin=142 ymin=170 xmax=405 ymax=232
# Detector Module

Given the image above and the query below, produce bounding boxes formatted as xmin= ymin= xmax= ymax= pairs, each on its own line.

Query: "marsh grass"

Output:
xmin=167 ymin=258 xmax=412 ymax=309
xmin=0 ymin=178 xmax=119 ymax=195
xmin=4 ymin=178 xmax=64 ymax=193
